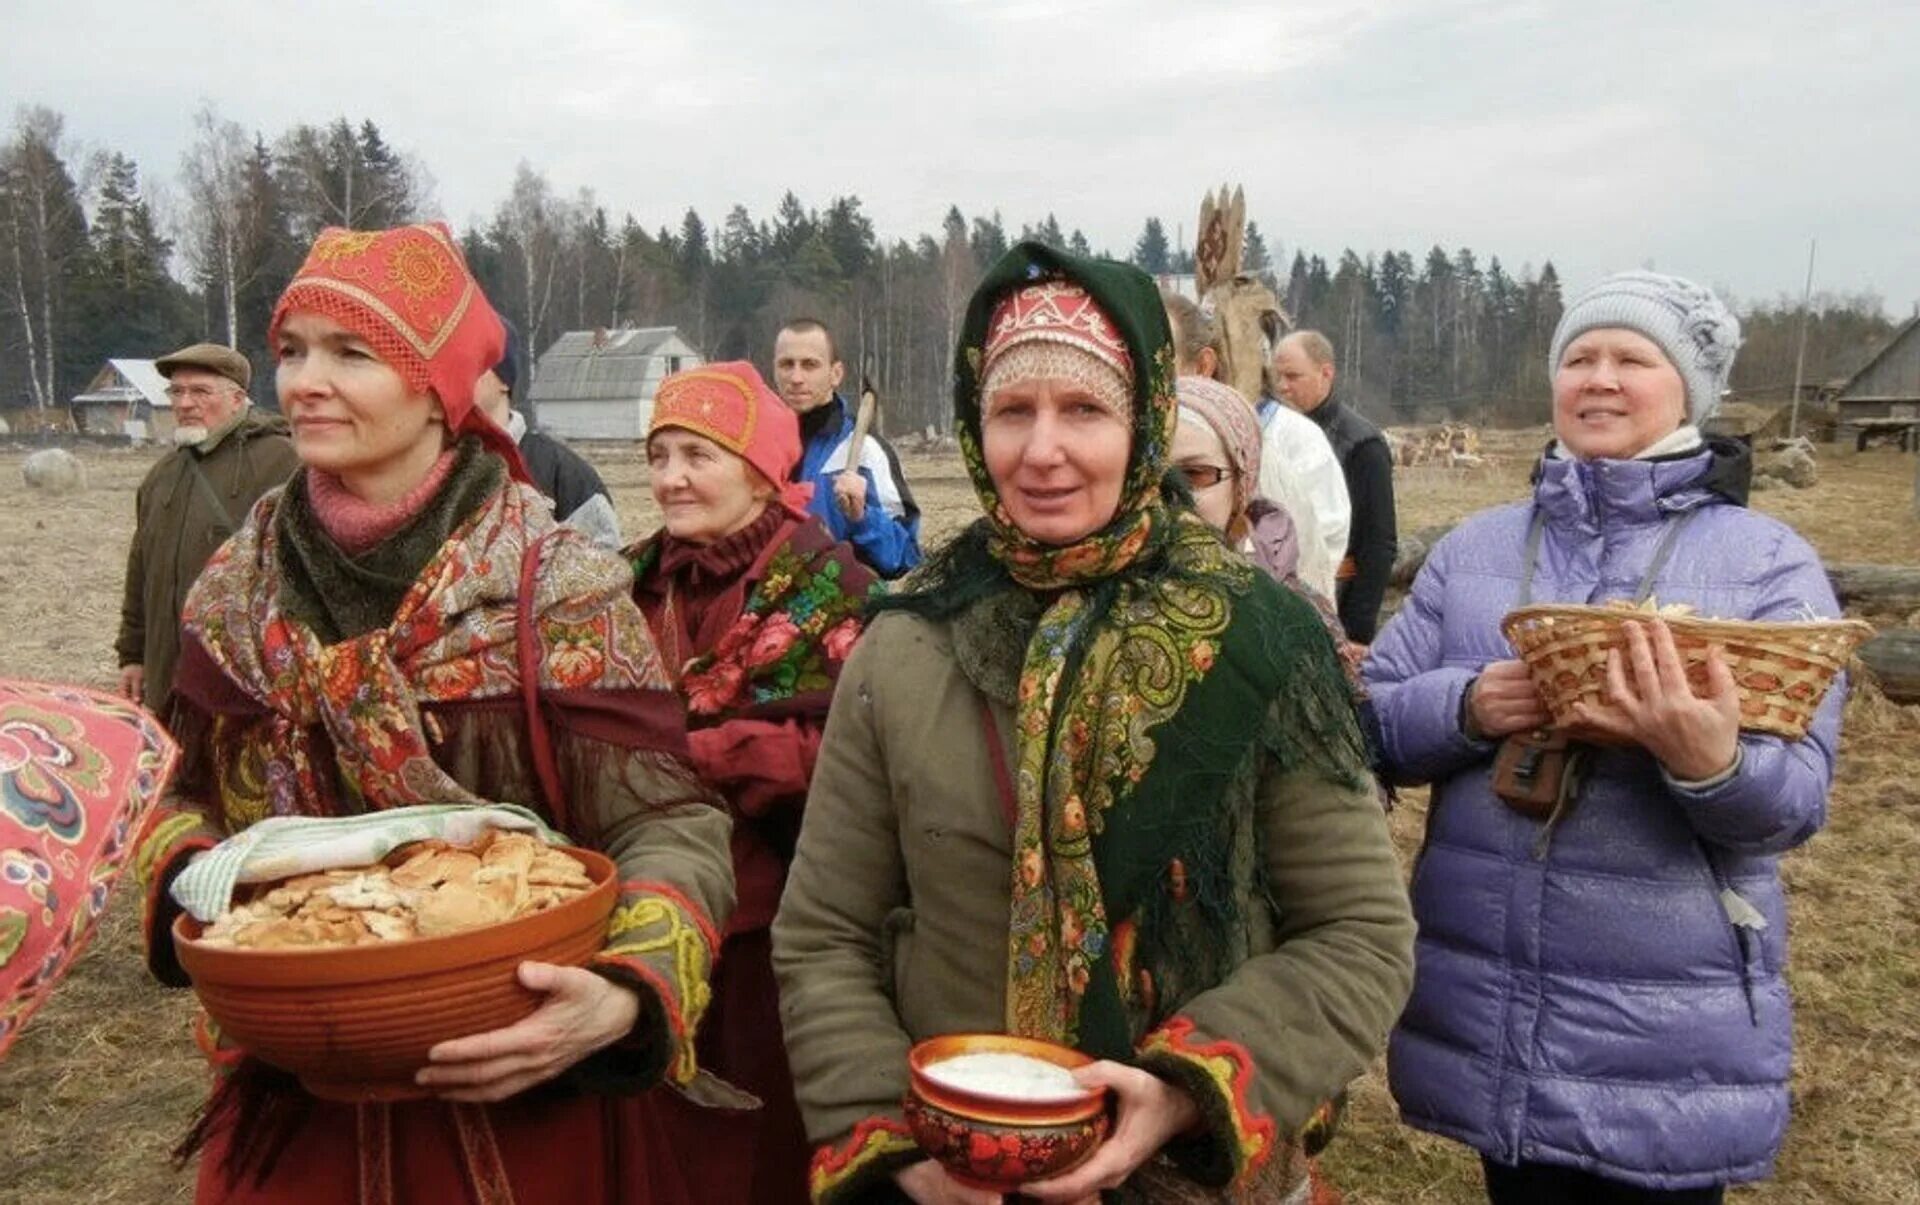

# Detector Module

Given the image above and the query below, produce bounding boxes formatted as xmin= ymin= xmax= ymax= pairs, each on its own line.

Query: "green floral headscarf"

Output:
xmin=889 ymin=244 xmax=1283 ymax=1049
xmin=957 ymin=249 xmax=1179 ymax=590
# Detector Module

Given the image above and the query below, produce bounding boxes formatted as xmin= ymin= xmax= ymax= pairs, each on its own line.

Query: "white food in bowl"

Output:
xmin=922 ymin=1052 xmax=1090 ymax=1102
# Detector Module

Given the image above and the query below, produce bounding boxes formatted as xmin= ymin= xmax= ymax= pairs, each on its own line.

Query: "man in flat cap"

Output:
xmin=116 ymin=343 xmax=298 ymax=712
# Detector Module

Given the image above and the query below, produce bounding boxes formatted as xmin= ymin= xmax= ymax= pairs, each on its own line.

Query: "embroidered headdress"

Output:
xmin=270 ymin=223 xmax=525 ymax=479
xmin=649 ymin=361 xmax=814 ymax=517
xmin=980 ymin=280 xmax=1133 ymax=418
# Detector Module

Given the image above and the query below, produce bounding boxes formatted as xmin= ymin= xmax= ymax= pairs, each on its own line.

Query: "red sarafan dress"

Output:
xmin=629 ymin=504 xmax=879 ymax=1205
xmin=135 ymin=440 xmax=737 ymax=1205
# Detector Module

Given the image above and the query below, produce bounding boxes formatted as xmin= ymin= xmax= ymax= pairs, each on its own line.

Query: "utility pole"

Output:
xmin=1787 ymin=239 xmax=1817 ymax=438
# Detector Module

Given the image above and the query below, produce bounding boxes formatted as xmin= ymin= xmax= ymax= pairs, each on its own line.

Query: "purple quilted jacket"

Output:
xmin=1362 ymin=441 xmax=1843 ymax=1190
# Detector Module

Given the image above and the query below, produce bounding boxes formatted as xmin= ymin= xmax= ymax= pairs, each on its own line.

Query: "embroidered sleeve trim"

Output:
xmin=193 ymin=1011 xmax=246 ymax=1072
xmin=591 ymin=882 xmax=720 ymax=1086
xmin=616 ymin=878 xmax=721 ymax=954
xmin=134 ymin=809 xmax=216 ymax=891
xmin=808 ymin=1116 xmax=919 ymax=1204
xmin=1138 ymin=1015 xmax=1278 ymax=1183
xmin=135 ymin=808 xmax=219 ymax=975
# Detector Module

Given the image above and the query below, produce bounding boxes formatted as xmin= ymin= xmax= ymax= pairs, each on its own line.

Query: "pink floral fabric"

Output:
xmin=668 ymin=536 xmax=879 ymax=717
xmin=2 ymin=680 xmax=177 ymax=1056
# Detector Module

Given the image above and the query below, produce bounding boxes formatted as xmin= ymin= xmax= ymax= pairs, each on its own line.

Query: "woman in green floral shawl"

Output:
xmin=773 ymin=243 xmax=1415 ymax=1205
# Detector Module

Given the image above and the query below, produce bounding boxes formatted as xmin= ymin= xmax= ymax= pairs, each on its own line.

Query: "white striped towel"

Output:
xmin=170 ymin=804 xmax=563 ymax=922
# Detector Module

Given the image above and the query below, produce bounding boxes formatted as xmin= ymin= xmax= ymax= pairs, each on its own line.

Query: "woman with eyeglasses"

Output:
xmin=1172 ymin=375 xmax=1357 ymax=685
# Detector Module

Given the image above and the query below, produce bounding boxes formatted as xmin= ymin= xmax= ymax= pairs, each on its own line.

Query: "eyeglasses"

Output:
xmin=1177 ymin=464 xmax=1236 ymax=490
xmin=165 ymin=384 xmax=230 ymax=402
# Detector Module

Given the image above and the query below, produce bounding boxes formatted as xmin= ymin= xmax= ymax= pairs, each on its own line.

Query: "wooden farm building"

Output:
xmin=1833 ymin=317 xmax=1920 ymax=421
xmin=525 ymin=327 xmax=702 ymax=440
xmin=69 ymin=359 xmax=174 ymax=440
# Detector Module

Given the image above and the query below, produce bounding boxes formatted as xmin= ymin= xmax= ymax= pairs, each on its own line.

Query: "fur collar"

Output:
xmin=949 ymin=587 xmax=1042 ymax=705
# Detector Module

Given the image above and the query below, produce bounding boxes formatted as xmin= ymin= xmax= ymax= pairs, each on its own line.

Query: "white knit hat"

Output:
xmin=1548 ymin=271 xmax=1742 ymax=423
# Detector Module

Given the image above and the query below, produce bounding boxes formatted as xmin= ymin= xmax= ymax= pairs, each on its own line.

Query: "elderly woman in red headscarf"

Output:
xmin=132 ymin=223 xmax=735 ymax=1204
xmin=624 ymin=362 xmax=879 ymax=1203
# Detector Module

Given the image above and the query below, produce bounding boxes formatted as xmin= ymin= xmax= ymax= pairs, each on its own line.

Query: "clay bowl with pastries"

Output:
xmin=173 ymin=841 xmax=616 ymax=1103
xmin=904 ymin=1034 xmax=1112 ymax=1192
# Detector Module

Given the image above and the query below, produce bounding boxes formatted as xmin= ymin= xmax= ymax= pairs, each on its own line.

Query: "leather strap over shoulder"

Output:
xmin=516 ymin=531 xmax=567 ymax=831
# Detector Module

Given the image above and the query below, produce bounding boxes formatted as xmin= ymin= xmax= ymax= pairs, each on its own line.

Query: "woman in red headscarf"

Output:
xmin=624 ymin=363 xmax=879 ymax=1203
xmin=133 ymin=223 xmax=735 ymax=1204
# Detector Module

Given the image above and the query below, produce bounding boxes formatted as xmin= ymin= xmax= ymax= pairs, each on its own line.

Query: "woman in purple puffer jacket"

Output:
xmin=1364 ymin=272 xmax=1844 ymax=1205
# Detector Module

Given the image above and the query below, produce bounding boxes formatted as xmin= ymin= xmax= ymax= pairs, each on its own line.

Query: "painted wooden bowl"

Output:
xmin=172 ymin=846 xmax=616 ymax=1102
xmin=904 ymin=1033 xmax=1111 ymax=1192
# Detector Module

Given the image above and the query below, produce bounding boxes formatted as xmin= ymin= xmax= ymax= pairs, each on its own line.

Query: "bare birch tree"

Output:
xmin=177 ymin=106 xmax=262 ymax=348
xmin=494 ymin=163 xmax=562 ymax=386
xmin=0 ymin=106 xmax=90 ymax=408
xmin=276 ymin=118 xmax=424 ymax=242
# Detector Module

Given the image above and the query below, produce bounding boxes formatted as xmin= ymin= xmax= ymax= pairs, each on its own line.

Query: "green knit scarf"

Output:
xmin=274 ymin=436 xmax=506 ymax=644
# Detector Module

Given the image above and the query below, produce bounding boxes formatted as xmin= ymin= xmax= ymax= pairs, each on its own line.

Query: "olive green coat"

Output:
xmin=771 ymin=592 xmax=1415 ymax=1203
xmin=115 ymin=409 xmax=298 ymax=710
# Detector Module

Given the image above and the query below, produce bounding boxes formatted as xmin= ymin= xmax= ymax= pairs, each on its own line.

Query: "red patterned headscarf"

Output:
xmin=648 ymin=362 xmax=814 ymax=517
xmin=270 ymin=223 xmax=527 ymax=481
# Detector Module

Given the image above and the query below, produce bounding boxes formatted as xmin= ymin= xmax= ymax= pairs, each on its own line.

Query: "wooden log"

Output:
xmin=1392 ymin=520 xmax=1920 ymax=613
xmin=1819 ymin=564 xmax=1920 ymax=609
xmin=1391 ymin=523 xmax=1458 ymax=588
xmin=1857 ymin=630 xmax=1920 ymax=704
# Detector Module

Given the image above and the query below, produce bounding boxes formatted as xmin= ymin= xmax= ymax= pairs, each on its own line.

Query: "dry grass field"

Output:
xmin=1 ymin=435 xmax=1915 ymax=1204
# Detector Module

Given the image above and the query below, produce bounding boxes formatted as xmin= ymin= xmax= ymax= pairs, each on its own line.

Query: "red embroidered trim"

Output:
xmin=357 ymin=1103 xmax=394 ymax=1205
xmin=1140 ymin=1015 xmax=1278 ymax=1181
xmin=618 ymin=878 xmax=721 ymax=955
xmin=451 ymin=1103 xmax=518 ymax=1205
xmin=808 ymin=1116 xmax=917 ymax=1202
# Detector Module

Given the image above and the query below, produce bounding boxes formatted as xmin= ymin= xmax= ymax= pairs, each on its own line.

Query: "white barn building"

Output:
xmin=70 ymin=358 xmax=174 ymax=440
xmin=526 ymin=328 xmax=703 ymax=440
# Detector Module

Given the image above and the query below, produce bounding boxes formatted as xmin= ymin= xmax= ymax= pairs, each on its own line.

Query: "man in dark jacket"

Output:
xmin=116 ymin=343 xmax=299 ymax=712
xmin=772 ymin=319 xmax=921 ymax=578
xmin=476 ymin=322 xmax=622 ymax=548
xmin=1274 ymin=330 xmax=1397 ymax=643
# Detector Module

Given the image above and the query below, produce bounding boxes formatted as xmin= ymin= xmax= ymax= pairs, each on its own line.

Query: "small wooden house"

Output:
xmin=525 ymin=328 xmax=702 ymax=440
xmin=1832 ymin=316 xmax=1920 ymax=423
xmin=69 ymin=359 xmax=173 ymax=440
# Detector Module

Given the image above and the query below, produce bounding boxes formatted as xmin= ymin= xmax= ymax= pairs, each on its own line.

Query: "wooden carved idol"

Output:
xmin=1194 ymin=185 xmax=1291 ymax=402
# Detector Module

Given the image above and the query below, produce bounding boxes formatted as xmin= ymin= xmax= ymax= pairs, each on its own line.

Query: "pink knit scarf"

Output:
xmin=305 ymin=450 xmax=458 ymax=556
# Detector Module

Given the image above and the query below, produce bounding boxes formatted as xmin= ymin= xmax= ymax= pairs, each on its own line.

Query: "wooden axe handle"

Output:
xmin=836 ymin=377 xmax=879 ymax=518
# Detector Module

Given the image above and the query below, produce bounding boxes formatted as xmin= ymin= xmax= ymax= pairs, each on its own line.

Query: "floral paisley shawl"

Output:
xmin=631 ymin=518 xmax=883 ymax=719
xmin=150 ymin=474 xmax=728 ymax=1107
xmin=182 ymin=478 xmax=670 ymax=824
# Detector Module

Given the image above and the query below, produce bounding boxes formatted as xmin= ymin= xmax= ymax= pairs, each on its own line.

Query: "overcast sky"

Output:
xmin=5 ymin=0 xmax=1914 ymax=312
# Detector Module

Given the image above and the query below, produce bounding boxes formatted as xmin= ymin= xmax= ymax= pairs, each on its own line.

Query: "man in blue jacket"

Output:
xmin=771 ymin=319 xmax=921 ymax=578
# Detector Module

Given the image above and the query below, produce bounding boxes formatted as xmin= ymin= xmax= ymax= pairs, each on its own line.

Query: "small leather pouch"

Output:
xmin=1492 ymin=729 xmax=1580 ymax=819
